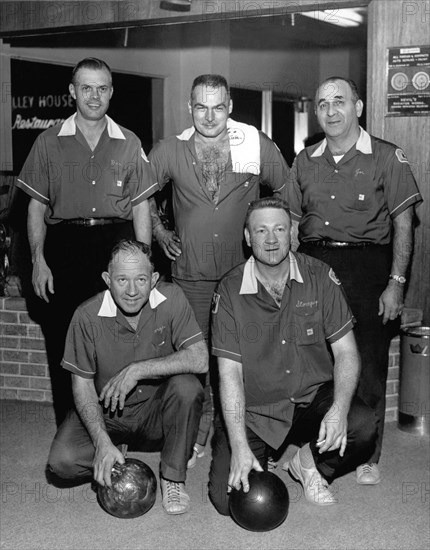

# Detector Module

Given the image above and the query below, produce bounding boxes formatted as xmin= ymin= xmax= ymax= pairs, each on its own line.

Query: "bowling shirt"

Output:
xmin=149 ymin=125 xmax=289 ymax=281
xmin=287 ymin=128 xmax=423 ymax=244
xmin=16 ymin=114 xmax=158 ymax=224
xmin=211 ymin=252 xmax=355 ymax=449
xmin=62 ymin=282 xmax=204 ymax=406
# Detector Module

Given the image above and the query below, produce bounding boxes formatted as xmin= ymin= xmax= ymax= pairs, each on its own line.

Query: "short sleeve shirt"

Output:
xmin=62 ymin=282 xmax=204 ymax=405
xmin=211 ymin=253 xmax=355 ymax=449
xmin=16 ymin=114 xmax=158 ymax=224
xmin=149 ymin=128 xmax=289 ymax=280
xmin=286 ymin=128 xmax=423 ymax=244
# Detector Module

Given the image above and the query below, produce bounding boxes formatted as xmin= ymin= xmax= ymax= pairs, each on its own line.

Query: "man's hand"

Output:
xmin=228 ymin=447 xmax=263 ymax=493
xmin=154 ymin=226 xmax=182 ymax=261
xmin=32 ymin=258 xmax=54 ymax=302
xmin=99 ymin=364 xmax=139 ymax=412
xmin=378 ymin=282 xmax=404 ymax=325
xmin=316 ymin=403 xmax=348 ymax=456
xmin=93 ymin=441 xmax=125 ymax=487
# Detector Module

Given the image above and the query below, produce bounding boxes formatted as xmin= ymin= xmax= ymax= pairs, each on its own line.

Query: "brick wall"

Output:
xmin=0 ymin=296 xmax=401 ymax=421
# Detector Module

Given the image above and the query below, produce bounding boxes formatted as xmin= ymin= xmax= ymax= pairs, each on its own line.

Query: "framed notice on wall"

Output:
xmin=386 ymin=45 xmax=430 ymax=117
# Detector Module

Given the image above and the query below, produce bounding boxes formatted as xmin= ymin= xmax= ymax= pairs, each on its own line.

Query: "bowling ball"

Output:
xmin=229 ymin=470 xmax=289 ymax=532
xmin=97 ymin=458 xmax=157 ymax=519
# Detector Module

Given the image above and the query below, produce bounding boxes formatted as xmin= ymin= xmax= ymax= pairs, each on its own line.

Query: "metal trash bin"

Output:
xmin=398 ymin=326 xmax=430 ymax=436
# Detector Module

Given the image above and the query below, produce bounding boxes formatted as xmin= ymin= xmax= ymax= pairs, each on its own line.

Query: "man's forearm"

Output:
xmin=132 ymin=200 xmax=152 ymax=245
xmin=219 ymin=359 xmax=248 ymax=452
xmin=132 ymin=340 xmax=208 ymax=379
xmin=72 ymin=375 xmax=111 ymax=448
xmin=28 ymin=198 xmax=47 ymax=263
xmin=390 ymin=207 xmax=414 ymax=277
xmin=331 ymin=332 xmax=361 ymax=413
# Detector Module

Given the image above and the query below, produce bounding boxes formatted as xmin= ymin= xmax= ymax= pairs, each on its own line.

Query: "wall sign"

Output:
xmin=387 ymin=46 xmax=430 ymax=117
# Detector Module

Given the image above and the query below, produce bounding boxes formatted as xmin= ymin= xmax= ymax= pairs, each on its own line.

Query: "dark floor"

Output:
xmin=0 ymin=400 xmax=429 ymax=550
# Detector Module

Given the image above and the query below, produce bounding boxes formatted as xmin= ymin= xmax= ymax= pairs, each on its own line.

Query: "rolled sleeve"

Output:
xmin=16 ymin=135 xmax=50 ymax=204
xmin=383 ymin=148 xmax=423 ymax=218
xmin=322 ymin=267 xmax=356 ymax=344
xmin=211 ymin=284 xmax=242 ymax=363
xmin=61 ymin=310 xmax=97 ymax=379
xmin=128 ymin=142 xmax=159 ymax=205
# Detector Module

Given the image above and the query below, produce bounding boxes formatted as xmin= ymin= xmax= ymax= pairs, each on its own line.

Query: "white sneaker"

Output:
xmin=356 ymin=463 xmax=381 ymax=485
xmin=160 ymin=478 xmax=190 ymax=515
xmin=285 ymin=448 xmax=337 ymax=506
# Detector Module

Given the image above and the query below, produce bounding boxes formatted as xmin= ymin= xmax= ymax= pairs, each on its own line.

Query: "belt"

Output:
xmin=62 ymin=218 xmax=129 ymax=227
xmin=304 ymin=240 xmax=375 ymax=249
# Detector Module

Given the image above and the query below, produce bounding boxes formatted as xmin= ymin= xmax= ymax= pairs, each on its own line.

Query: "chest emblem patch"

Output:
xmin=358 ymin=194 xmax=365 ymax=201
xmin=117 ymin=180 xmax=123 ymax=187
xmin=212 ymin=292 xmax=220 ymax=314
xmin=355 ymin=169 xmax=365 ymax=177
xmin=329 ymin=268 xmax=342 ymax=286
xmin=307 ymin=328 xmax=314 ymax=336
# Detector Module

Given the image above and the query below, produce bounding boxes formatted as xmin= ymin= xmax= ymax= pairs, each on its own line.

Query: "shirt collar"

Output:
xmin=310 ymin=126 xmax=372 ymax=157
xmin=97 ymin=288 xmax=167 ymax=317
xmin=57 ymin=114 xmax=126 ymax=140
xmin=239 ymin=253 xmax=304 ymax=295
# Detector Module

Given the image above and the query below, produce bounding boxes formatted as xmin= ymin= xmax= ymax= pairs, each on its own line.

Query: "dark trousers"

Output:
xmin=173 ymin=278 xmax=218 ymax=448
xmin=209 ymin=383 xmax=377 ymax=515
xmin=48 ymin=375 xmax=204 ymax=484
xmin=299 ymin=243 xmax=398 ymax=463
xmin=44 ymin=222 xmax=134 ymax=425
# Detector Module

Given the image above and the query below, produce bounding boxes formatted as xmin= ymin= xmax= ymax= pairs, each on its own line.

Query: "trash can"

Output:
xmin=398 ymin=326 xmax=430 ymax=436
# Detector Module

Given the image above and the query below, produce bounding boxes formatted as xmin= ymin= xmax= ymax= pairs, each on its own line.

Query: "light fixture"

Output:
xmin=160 ymin=0 xmax=192 ymax=11
xmin=300 ymin=8 xmax=364 ymax=28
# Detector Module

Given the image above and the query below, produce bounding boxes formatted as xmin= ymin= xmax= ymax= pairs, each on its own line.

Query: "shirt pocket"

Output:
xmin=293 ymin=310 xmax=322 ymax=346
xmin=151 ymin=326 xmax=167 ymax=352
xmin=105 ymin=162 xmax=128 ymax=198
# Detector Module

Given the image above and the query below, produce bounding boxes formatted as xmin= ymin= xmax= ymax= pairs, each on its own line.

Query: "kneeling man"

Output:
xmin=209 ymin=198 xmax=377 ymax=513
xmin=48 ymin=240 xmax=208 ymax=515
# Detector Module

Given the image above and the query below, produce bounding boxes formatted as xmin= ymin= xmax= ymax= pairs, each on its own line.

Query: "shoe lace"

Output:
xmin=166 ymin=481 xmax=181 ymax=503
xmin=361 ymin=463 xmax=375 ymax=473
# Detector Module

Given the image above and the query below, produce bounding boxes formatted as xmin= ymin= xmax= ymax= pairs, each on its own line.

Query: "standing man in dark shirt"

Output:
xmin=209 ymin=198 xmax=377 ymax=514
xmin=16 ymin=58 xmax=157 ymax=423
xmin=149 ymin=74 xmax=290 ymax=466
xmin=287 ymin=77 xmax=423 ymax=485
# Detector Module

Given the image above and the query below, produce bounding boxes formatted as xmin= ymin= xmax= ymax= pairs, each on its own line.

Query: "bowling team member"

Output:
xmin=48 ymin=240 xmax=207 ymax=515
xmin=149 ymin=74 xmax=289 ymax=466
xmin=287 ymin=77 xmax=422 ymax=484
xmin=16 ymin=58 xmax=156 ymax=424
xmin=209 ymin=198 xmax=377 ymax=514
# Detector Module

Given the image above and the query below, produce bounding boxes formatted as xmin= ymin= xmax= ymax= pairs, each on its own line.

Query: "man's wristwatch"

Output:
xmin=389 ymin=274 xmax=406 ymax=284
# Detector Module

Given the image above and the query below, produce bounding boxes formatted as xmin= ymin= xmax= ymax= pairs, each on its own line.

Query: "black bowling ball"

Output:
xmin=97 ymin=458 xmax=157 ymax=519
xmin=229 ymin=470 xmax=289 ymax=532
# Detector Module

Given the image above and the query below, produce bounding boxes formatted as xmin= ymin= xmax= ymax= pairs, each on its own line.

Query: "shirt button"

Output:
xmin=92 ymin=180 xmax=96 ymax=185
xmin=286 ymin=369 xmax=291 ymax=374
xmin=281 ymin=340 xmax=286 ymax=344
xmin=291 ymin=397 xmax=295 ymax=402
xmin=215 ymin=207 xmax=219 ymax=211
xmin=138 ymin=388 xmax=142 ymax=393
xmin=325 ymin=221 xmax=329 ymax=226
xmin=92 ymin=208 xmax=96 ymax=212
xmin=331 ymin=195 xmax=335 ymax=199
xmin=334 ymin=169 xmax=339 ymax=173
xmin=90 ymin=155 xmax=94 ymax=159
xmin=214 ymin=234 xmax=218 ymax=238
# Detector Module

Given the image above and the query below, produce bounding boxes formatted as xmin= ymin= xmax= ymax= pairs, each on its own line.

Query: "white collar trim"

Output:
xmin=239 ymin=253 xmax=303 ymax=295
xmin=57 ymin=114 xmax=125 ymax=139
xmin=311 ymin=126 xmax=372 ymax=157
xmin=97 ymin=288 xmax=167 ymax=317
